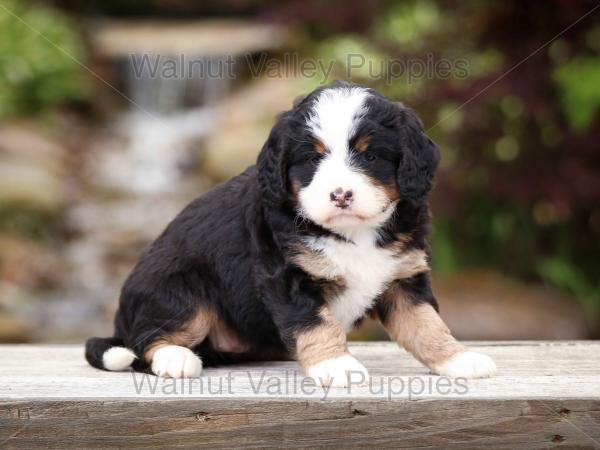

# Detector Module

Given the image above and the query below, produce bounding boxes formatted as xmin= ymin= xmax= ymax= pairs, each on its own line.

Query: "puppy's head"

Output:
xmin=257 ymin=82 xmax=440 ymax=232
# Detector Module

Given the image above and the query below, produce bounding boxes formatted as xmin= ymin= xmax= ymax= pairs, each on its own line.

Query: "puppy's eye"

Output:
xmin=362 ymin=151 xmax=377 ymax=163
xmin=308 ymin=154 xmax=322 ymax=165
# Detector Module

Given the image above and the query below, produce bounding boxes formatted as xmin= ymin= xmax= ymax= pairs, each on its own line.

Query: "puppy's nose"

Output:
xmin=330 ymin=187 xmax=353 ymax=208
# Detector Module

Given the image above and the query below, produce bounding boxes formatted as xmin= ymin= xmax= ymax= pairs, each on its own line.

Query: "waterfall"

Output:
xmin=97 ymin=54 xmax=234 ymax=194
xmin=65 ymin=53 xmax=236 ymax=296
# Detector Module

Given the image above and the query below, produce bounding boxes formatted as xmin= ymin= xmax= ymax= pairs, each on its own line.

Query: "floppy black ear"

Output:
xmin=257 ymin=114 xmax=289 ymax=207
xmin=292 ymin=94 xmax=306 ymax=108
xmin=396 ymin=106 xmax=440 ymax=204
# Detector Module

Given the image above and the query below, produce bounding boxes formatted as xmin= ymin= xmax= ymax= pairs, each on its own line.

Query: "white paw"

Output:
xmin=307 ymin=354 xmax=369 ymax=387
xmin=434 ymin=351 xmax=496 ymax=378
xmin=151 ymin=345 xmax=203 ymax=378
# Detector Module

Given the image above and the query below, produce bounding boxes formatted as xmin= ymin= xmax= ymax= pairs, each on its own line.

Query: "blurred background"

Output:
xmin=0 ymin=0 xmax=599 ymax=343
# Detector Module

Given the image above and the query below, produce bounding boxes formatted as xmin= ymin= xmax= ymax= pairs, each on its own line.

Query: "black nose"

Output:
xmin=330 ymin=187 xmax=353 ymax=208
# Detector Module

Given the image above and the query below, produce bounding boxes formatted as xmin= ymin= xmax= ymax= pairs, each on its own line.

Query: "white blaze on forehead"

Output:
xmin=307 ymin=86 xmax=369 ymax=155
xmin=299 ymin=86 xmax=390 ymax=230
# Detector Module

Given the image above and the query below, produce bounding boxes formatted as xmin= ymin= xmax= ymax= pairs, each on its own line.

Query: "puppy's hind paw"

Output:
xmin=433 ymin=351 xmax=496 ymax=379
xmin=151 ymin=345 xmax=203 ymax=378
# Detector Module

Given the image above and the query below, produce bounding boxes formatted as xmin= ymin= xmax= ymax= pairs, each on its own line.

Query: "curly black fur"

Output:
xmin=85 ymin=81 xmax=441 ymax=372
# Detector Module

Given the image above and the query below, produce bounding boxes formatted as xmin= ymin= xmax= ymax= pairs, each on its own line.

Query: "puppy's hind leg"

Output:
xmin=143 ymin=307 xmax=216 ymax=378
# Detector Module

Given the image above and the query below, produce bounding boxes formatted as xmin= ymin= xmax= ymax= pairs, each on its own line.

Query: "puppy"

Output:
xmin=86 ymin=82 xmax=496 ymax=386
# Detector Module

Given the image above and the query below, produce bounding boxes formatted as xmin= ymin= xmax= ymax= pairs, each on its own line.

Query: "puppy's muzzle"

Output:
xmin=329 ymin=187 xmax=353 ymax=209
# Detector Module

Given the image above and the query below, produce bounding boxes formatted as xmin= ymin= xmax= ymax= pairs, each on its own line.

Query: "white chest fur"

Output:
xmin=303 ymin=231 xmax=428 ymax=331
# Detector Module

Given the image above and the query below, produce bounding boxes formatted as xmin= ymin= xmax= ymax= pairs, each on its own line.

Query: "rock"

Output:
xmin=202 ymin=124 xmax=270 ymax=181
xmin=0 ymin=122 xmax=67 ymax=211
xmin=24 ymin=289 xmax=116 ymax=343
xmin=0 ymin=162 xmax=63 ymax=211
xmin=0 ymin=312 xmax=31 ymax=343
xmin=92 ymin=19 xmax=288 ymax=57
xmin=0 ymin=282 xmax=33 ymax=343
xmin=0 ymin=123 xmax=66 ymax=170
xmin=64 ymin=197 xmax=192 ymax=290
xmin=201 ymin=76 xmax=305 ymax=181
xmin=0 ymin=233 xmax=66 ymax=289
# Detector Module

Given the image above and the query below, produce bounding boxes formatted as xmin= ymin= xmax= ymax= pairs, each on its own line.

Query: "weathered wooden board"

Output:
xmin=1 ymin=342 xmax=599 ymax=449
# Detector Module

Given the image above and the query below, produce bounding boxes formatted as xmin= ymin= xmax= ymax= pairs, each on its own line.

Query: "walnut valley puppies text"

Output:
xmin=130 ymin=370 xmax=470 ymax=400
xmin=129 ymin=52 xmax=470 ymax=85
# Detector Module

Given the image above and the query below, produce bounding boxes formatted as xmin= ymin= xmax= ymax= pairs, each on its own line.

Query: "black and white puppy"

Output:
xmin=86 ymin=82 xmax=496 ymax=386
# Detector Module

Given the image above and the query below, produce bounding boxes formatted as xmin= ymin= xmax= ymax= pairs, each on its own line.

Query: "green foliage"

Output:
xmin=374 ymin=1 xmax=443 ymax=48
xmin=553 ymin=56 xmax=600 ymax=131
xmin=0 ymin=0 xmax=89 ymax=117
xmin=429 ymin=221 xmax=459 ymax=274
xmin=0 ymin=201 xmax=59 ymax=242
xmin=538 ymin=258 xmax=600 ymax=316
xmin=303 ymin=1 xmax=600 ymax=320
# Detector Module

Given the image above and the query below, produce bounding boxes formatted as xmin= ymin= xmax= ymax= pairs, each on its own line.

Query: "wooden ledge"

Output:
xmin=1 ymin=341 xmax=599 ymax=448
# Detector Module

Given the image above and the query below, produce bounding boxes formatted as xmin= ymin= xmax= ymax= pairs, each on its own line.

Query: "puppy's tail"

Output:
xmin=85 ymin=336 xmax=136 ymax=371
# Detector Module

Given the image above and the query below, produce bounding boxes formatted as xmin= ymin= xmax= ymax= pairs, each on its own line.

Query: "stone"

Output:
xmin=92 ymin=19 xmax=288 ymax=57
xmin=201 ymin=76 xmax=305 ymax=181
xmin=0 ymin=312 xmax=30 ymax=343
xmin=0 ymin=123 xmax=67 ymax=211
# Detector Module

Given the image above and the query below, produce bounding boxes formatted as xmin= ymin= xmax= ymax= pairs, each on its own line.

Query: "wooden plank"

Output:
xmin=0 ymin=342 xmax=599 ymax=449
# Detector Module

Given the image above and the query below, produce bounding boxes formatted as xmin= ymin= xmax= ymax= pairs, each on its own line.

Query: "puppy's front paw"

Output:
xmin=151 ymin=345 xmax=203 ymax=378
xmin=434 ymin=351 xmax=496 ymax=378
xmin=307 ymin=354 xmax=369 ymax=387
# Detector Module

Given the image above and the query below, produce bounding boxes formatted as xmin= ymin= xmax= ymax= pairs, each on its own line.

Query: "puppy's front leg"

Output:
xmin=377 ymin=278 xmax=496 ymax=378
xmin=294 ymin=307 xmax=369 ymax=387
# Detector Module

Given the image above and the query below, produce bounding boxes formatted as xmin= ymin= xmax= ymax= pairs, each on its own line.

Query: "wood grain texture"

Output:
xmin=1 ymin=341 xmax=599 ymax=449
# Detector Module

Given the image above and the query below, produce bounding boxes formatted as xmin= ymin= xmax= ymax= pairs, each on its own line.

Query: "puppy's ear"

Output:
xmin=257 ymin=113 xmax=289 ymax=207
xmin=396 ymin=105 xmax=440 ymax=204
xmin=292 ymin=94 xmax=306 ymax=108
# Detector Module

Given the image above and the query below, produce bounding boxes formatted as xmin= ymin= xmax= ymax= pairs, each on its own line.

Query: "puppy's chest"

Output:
xmin=296 ymin=234 xmax=427 ymax=331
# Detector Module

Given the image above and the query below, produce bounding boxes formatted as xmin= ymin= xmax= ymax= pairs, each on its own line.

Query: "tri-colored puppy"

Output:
xmin=86 ymin=82 xmax=496 ymax=386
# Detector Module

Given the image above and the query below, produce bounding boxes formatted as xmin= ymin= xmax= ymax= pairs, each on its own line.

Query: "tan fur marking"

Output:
xmin=319 ymin=277 xmax=346 ymax=303
xmin=144 ymin=308 xmax=216 ymax=362
xmin=290 ymin=245 xmax=346 ymax=302
xmin=384 ymin=233 xmax=412 ymax=254
xmin=209 ymin=317 xmax=252 ymax=353
xmin=394 ymin=248 xmax=430 ymax=280
xmin=381 ymin=284 xmax=465 ymax=369
xmin=314 ymin=139 xmax=326 ymax=155
xmin=295 ymin=307 xmax=347 ymax=370
xmin=379 ymin=181 xmax=400 ymax=202
xmin=383 ymin=183 xmax=401 ymax=202
xmin=354 ymin=135 xmax=370 ymax=153
xmin=368 ymin=175 xmax=400 ymax=203
xmin=290 ymin=245 xmax=337 ymax=280
xmin=396 ymin=233 xmax=412 ymax=247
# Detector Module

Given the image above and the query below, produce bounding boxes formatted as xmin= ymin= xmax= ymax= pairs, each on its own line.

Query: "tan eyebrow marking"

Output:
xmin=366 ymin=175 xmax=401 ymax=202
xmin=355 ymin=135 xmax=370 ymax=153
xmin=314 ymin=139 xmax=327 ymax=155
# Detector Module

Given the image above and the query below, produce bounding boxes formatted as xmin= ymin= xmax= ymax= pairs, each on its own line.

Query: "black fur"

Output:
xmin=85 ymin=81 xmax=441 ymax=372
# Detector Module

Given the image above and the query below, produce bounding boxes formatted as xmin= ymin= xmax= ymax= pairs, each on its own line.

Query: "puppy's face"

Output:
xmin=258 ymin=83 xmax=440 ymax=232
xmin=290 ymin=87 xmax=399 ymax=230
